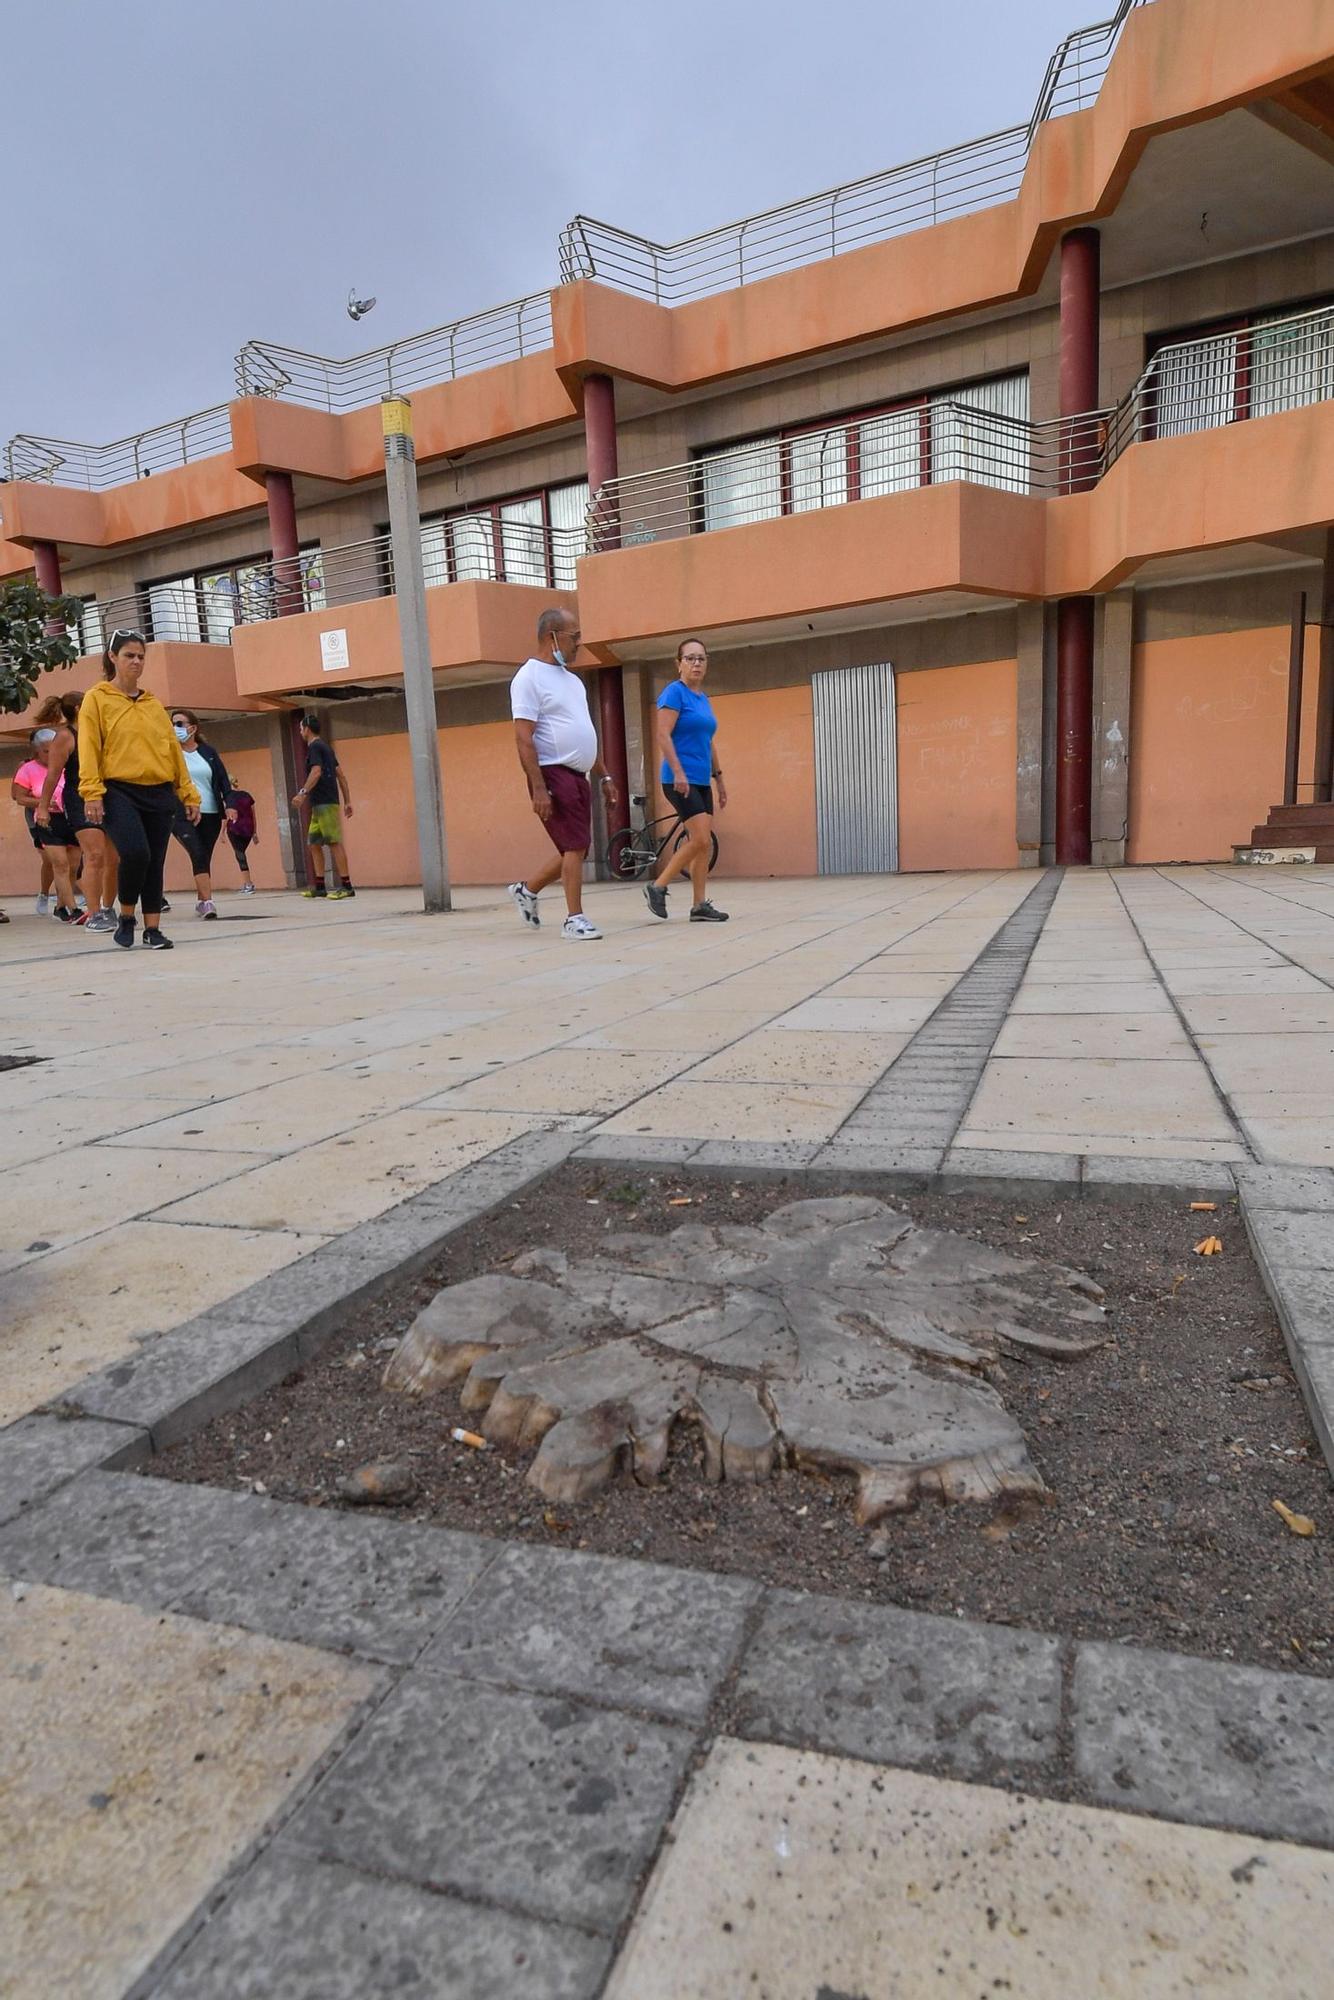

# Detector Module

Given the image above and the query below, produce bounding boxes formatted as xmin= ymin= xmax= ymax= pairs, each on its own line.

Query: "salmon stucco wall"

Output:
xmin=706 ymin=686 xmax=817 ymax=878
xmin=896 ymin=658 xmax=1020 ymax=872
xmin=1128 ymin=626 xmax=1322 ymax=864
xmin=439 ymin=719 xmax=550 ymax=887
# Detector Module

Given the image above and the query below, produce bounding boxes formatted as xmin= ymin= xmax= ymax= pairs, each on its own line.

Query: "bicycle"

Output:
xmin=604 ymin=793 xmax=719 ymax=881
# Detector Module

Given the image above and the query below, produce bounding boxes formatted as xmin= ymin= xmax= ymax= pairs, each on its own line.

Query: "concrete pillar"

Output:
xmin=1015 ymin=602 xmax=1047 ymax=868
xmin=582 ymin=373 xmax=630 ymax=852
xmin=264 ymin=470 xmax=303 ymax=618
xmin=1091 ymin=589 xmax=1134 ymax=866
xmin=1055 ymin=227 xmax=1100 ymax=863
xmin=33 ymin=540 xmax=62 ymax=598
xmin=1314 ymin=528 xmax=1334 ymax=804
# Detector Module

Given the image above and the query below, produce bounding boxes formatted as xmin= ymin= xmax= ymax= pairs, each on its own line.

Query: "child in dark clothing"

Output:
xmin=227 ymin=789 xmax=259 ymax=894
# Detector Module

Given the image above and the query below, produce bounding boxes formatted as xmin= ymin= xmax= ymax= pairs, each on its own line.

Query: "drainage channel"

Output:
xmin=834 ymin=867 xmax=1063 ymax=1153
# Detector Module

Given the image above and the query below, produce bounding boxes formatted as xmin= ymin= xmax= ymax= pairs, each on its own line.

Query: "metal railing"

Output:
xmin=558 ymin=1 xmax=1153 ymax=301
xmin=3 ymin=406 xmax=234 ymax=491
xmin=588 ymin=300 xmax=1334 ymax=547
xmin=234 ymin=292 xmax=555 ymax=411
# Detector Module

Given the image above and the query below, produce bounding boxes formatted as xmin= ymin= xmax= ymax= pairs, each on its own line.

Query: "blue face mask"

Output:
xmin=174 ymin=725 xmax=190 ymax=742
xmin=551 ymin=648 xmax=566 ymax=669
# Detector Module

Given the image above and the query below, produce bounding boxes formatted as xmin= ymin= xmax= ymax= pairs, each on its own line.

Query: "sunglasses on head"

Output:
xmin=109 ymin=629 xmax=146 ymax=647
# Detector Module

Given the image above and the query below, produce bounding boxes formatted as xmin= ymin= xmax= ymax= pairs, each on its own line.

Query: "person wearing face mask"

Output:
xmin=507 ymin=607 xmax=618 ymax=941
xmin=77 ymin=630 xmax=201 ymax=950
xmin=168 ymin=709 xmax=234 ymax=919
xmin=643 ymin=637 xmax=729 ymax=924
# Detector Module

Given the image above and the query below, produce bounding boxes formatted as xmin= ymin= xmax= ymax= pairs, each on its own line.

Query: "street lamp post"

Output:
xmin=381 ymin=394 xmax=450 ymax=912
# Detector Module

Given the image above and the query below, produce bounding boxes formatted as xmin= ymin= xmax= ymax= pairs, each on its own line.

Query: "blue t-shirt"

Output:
xmin=657 ymin=681 xmax=718 ymax=786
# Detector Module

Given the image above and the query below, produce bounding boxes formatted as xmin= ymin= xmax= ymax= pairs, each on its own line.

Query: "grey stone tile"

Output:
xmin=688 ymin=1141 xmax=820 ymax=1171
xmin=810 ymin=1142 xmax=945 ymax=1176
xmin=1237 ymin=1165 xmax=1334 ymax=1213
xmin=152 ymin=1851 xmax=610 ymax=2000
xmin=65 ymin=1321 xmax=299 ymax=1449
xmin=285 ymin=1674 xmax=694 ymax=1932
xmin=941 ymin=1148 xmax=1082 ymax=1189
xmin=0 ymin=1469 xmax=262 ymax=1608
xmin=0 ymin=1414 xmax=148 ymax=1527
xmin=1289 ymin=1340 xmax=1334 ymax=1474
xmin=175 ymin=1507 xmax=495 ymax=1663
xmin=730 ymin=1590 xmax=1061 ymax=1778
xmin=1084 ymin=1155 xmax=1238 ymax=1194
xmin=1248 ymin=1210 xmax=1334 ymax=1274
xmin=1073 ymin=1641 xmax=1334 ymax=1846
xmin=422 ymin=1543 xmax=758 ymax=1718
xmin=573 ymin=1135 xmax=701 ymax=1165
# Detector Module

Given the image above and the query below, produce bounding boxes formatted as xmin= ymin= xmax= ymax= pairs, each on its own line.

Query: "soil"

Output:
xmin=149 ymin=1168 xmax=1334 ymax=1676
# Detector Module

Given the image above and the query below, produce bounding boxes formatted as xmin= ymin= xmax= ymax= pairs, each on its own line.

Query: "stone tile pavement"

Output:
xmin=6 ymin=862 xmax=1334 ymax=1993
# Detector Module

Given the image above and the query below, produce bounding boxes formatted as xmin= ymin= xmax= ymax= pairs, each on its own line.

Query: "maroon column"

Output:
xmin=1055 ymin=228 xmax=1100 ymax=862
xmin=265 ymin=470 xmax=303 ymax=618
xmin=33 ymin=539 xmax=62 ymax=598
xmin=582 ymin=373 xmax=630 ymax=838
xmin=1314 ymin=529 xmax=1334 ymax=805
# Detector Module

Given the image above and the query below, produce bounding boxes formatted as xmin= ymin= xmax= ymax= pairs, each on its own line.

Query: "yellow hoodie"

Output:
xmin=77 ymin=681 xmax=200 ymax=806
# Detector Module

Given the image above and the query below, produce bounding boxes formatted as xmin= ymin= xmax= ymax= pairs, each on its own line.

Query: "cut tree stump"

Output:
xmin=382 ymin=1195 xmax=1108 ymax=1526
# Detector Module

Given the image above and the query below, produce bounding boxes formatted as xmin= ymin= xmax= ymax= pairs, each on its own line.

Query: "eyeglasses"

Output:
xmin=109 ymin=629 xmax=146 ymax=647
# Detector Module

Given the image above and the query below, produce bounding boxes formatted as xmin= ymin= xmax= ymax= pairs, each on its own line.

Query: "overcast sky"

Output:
xmin=4 ymin=0 xmax=1091 ymax=450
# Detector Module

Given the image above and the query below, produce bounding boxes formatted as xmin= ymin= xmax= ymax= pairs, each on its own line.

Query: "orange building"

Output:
xmin=5 ymin=0 xmax=1334 ymax=892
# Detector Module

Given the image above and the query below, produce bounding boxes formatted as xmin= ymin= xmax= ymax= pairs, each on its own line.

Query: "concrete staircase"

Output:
xmin=1235 ymin=804 xmax=1334 ymax=865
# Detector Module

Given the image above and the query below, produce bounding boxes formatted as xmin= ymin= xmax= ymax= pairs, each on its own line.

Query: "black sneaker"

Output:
xmin=53 ymin=906 xmax=79 ymax=924
xmin=113 ymin=917 xmax=136 ymax=949
xmin=160 ymin=898 xmax=171 ymax=913
xmin=141 ymin=929 xmax=174 ymax=950
xmin=690 ymin=900 xmax=729 ymax=922
xmin=643 ymin=883 xmax=668 ymax=920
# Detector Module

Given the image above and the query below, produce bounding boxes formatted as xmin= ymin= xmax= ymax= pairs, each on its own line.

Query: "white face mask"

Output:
xmin=174 ymin=725 xmax=191 ymax=742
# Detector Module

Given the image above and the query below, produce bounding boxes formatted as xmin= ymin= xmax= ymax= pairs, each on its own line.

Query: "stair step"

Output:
xmin=1265 ymin=803 xmax=1334 ymax=826
xmin=1234 ymin=843 xmax=1334 ymax=865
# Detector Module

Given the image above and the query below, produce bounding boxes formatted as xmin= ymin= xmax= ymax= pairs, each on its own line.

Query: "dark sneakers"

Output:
xmin=141 ymin=929 xmax=174 ymax=950
xmin=113 ymin=917 xmax=136 ymax=949
xmin=690 ymin=900 xmax=729 ymax=922
xmin=643 ymin=883 xmax=668 ymax=920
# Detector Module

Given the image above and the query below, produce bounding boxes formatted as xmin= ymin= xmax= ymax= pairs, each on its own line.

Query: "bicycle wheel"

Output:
xmin=669 ymin=823 xmax=720 ymax=875
xmin=605 ymin=826 xmax=656 ymax=880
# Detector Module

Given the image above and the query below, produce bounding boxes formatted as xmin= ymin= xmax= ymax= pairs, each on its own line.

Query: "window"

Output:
xmin=1146 ymin=300 xmax=1334 ymax=438
xmin=141 ymin=545 xmax=323 ymax=639
xmin=696 ymin=372 xmax=1030 ymax=531
xmin=418 ymin=478 xmax=590 ymax=590
xmin=67 ymin=598 xmax=104 ymax=658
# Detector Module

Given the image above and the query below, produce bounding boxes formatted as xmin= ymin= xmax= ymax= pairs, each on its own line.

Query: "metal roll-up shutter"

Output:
xmin=812 ymin=661 xmax=898 ymax=874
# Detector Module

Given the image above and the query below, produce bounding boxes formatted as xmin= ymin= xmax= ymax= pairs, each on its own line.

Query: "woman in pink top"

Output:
xmin=11 ymin=731 xmax=80 ymax=922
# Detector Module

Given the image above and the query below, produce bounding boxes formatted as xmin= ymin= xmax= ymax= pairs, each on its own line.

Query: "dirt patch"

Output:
xmin=148 ymin=1168 xmax=1334 ymax=1675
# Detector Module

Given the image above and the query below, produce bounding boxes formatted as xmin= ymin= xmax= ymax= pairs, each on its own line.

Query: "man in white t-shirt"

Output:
xmin=508 ymin=608 xmax=618 ymax=940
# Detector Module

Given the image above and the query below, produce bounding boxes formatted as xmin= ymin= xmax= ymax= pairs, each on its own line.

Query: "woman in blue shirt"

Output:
xmin=643 ymin=637 xmax=728 ymax=923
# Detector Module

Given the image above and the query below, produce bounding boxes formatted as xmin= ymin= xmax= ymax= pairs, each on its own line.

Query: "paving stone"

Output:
xmin=422 ymin=1543 xmax=758 ymax=1718
xmin=1248 ymin=1209 xmax=1334 ymax=1272
xmin=940 ymin=1148 xmax=1083 ymax=1189
xmin=175 ymin=1506 xmax=496 ymax=1664
xmin=1073 ymin=1640 xmax=1334 ymax=1846
xmin=687 ymin=1141 xmax=820 ymax=1171
xmin=1083 ymin=1154 xmax=1238 ymax=1194
xmin=0 ymin=1414 xmax=148 ymax=1527
xmin=64 ymin=1320 xmax=299 ymax=1448
xmin=153 ymin=1850 xmax=611 ymax=2000
xmin=730 ymin=1589 xmax=1062 ymax=1778
xmin=573 ymin=1134 xmax=701 ymax=1164
xmin=0 ymin=1469 xmax=263 ymax=1608
xmin=809 ymin=1142 xmax=945 ymax=1176
xmin=284 ymin=1673 xmax=695 ymax=1932
xmin=605 ymin=1740 xmax=1334 ymax=2000
xmin=1237 ymin=1165 xmax=1334 ymax=1212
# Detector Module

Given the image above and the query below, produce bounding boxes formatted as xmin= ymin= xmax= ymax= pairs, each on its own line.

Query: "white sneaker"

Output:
xmin=75 ymin=894 xmax=87 ymax=911
xmin=241 ymin=881 xmax=256 ymax=896
xmin=508 ymin=881 xmax=540 ymax=928
xmin=561 ymin=914 xmax=602 ymax=941
xmin=200 ymin=899 xmax=218 ymax=920
xmin=34 ymin=895 xmax=50 ymax=916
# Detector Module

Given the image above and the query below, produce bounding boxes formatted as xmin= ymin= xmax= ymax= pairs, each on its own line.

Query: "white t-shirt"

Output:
xmin=509 ymin=657 xmax=599 ymax=774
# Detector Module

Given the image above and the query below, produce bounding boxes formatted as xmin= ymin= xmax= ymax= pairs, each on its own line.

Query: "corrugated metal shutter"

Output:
xmin=812 ymin=662 xmax=898 ymax=874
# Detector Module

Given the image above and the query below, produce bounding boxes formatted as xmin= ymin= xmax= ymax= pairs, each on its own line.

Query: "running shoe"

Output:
xmin=241 ymin=881 xmax=256 ymax=896
xmin=508 ymin=882 xmax=540 ymax=928
xmin=327 ymin=888 xmax=353 ymax=900
xmin=52 ymin=906 xmax=78 ymax=924
xmin=200 ymin=899 xmax=218 ymax=919
xmin=689 ymin=900 xmax=730 ymax=922
xmin=160 ymin=898 xmax=171 ymax=913
xmin=643 ymin=883 xmax=668 ymax=920
xmin=85 ymin=910 xmax=117 ymax=935
xmin=561 ymin=914 xmax=603 ymax=941
xmin=141 ymin=929 xmax=174 ymax=950
xmin=302 ymin=887 xmax=327 ymax=899
xmin=113 ymin=917 xmax=136 ymax=949
xmin=34 ymin=895 xmax=50 ymax=916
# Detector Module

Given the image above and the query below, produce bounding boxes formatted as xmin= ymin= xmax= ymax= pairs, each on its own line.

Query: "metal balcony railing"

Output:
xmin=234 ymin=292 xmax=555 ymax=411
xmin=3 ymin=406 xmax=234 ymax=491
xmin=587 ymin=301 xmax=1334 ymax=549
xmin=558 ymin=1 xmax=1153 ymax=302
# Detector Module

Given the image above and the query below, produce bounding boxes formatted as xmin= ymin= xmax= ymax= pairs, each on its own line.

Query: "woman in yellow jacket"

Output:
xmin=78 ymin=629 xmax=201 ymax=951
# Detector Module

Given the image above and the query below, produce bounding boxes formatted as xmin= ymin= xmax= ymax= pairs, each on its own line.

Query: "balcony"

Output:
xmin=578 ymin=303 xmax=1334 ymax=649
xmin=224 ymin=524 xmax=582 ymax=698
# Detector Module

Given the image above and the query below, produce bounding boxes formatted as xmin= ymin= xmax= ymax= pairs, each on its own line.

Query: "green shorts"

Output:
xmin=308 ymin=803 xmax=343 ymax=846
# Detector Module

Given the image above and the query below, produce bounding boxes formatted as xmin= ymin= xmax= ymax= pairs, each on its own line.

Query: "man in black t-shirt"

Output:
xmin=291 ymin=713 xmax=355 ymax=898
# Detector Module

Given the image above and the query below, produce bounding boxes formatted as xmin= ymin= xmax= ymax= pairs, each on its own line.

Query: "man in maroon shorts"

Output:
xmin=508 ymin=609 xmax=618 ymax=940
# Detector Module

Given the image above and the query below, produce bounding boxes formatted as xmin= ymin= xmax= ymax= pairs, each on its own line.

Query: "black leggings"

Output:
xmin=173 ymin=811 xmax=222 ymax=876
xmin=102 ymin=784 xmax=176 ymax=917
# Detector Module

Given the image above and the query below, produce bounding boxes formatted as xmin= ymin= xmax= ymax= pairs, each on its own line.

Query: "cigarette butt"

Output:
xmin=450 ymin=1427 xmax=488 ymax=1450
xmin=668 ymin=1197 xmax=693 ymax=1207
xmin=1190 ymin=1201 xmax=1217 ymax=1213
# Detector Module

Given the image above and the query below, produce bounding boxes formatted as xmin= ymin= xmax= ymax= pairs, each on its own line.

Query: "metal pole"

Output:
xmin=1284 ymin=591 xmax=1307 ymax=807
xmin=382 ymin=395 xmax=451 ymax=912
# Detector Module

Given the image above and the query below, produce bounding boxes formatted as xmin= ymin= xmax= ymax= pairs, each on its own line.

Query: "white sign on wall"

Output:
xmin=320 ymin=628 xmax=350 ymax=673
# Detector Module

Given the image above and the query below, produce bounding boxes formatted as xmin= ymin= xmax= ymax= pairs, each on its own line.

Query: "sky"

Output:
xmin=3 ymin=0 xmax=1094 ymax=450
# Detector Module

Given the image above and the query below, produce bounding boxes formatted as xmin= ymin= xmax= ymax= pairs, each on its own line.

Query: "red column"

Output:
xmin=582 ymin=373 xmax=630 ymax=836
xmin=1055 ymin=228 xmax=1100 ymax=863
xmin=33 ymin=540 xmax=62 ymax=598
xmin=265 ymin=470 xmax=302 ymax=617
